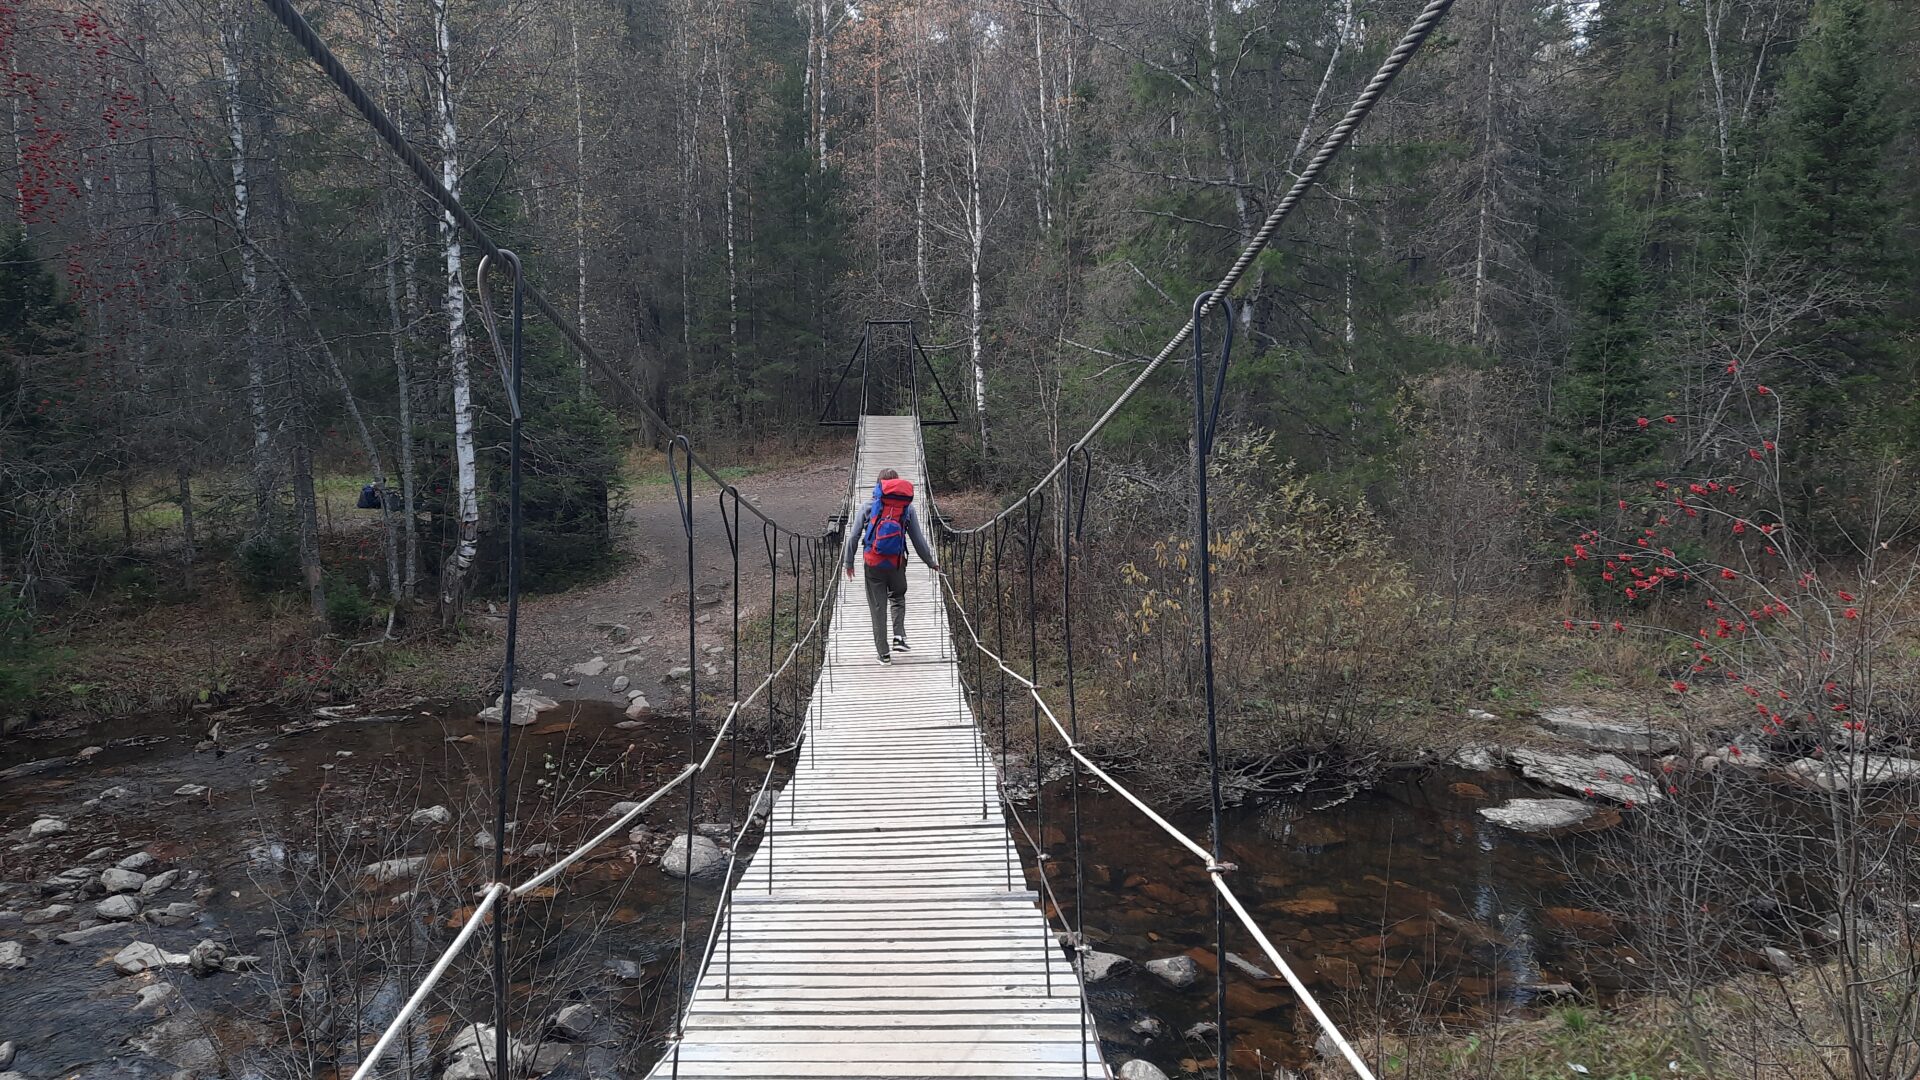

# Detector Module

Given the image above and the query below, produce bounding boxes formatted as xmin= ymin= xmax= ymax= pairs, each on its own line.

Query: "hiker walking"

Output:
xmin=843 ymin=468 xmax=940 ymax=664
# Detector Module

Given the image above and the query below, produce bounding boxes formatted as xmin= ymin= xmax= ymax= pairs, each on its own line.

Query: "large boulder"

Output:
xmin=114 ymin=940 xmax=188 ymax=975
xmin=1478 ymin=798 xmax=1620 ymax=836
xmin=27 ymin=817 xmax=68 ymax=839
xmin=1783 ymin=753 xmax=1920 ymax=792
xmin=659 ymin=834 xmax=727 ymax=880
xmin=362 ymin=856 xmax=429 ymax=883
xmin=95 ymin=894 xmax=141 ymax=920
xmin=477 ymin=689 xmax=560 ymax=725
xmin=1143 ymin=954 xmax=1199 ymax=990
xmin=1081 ymin=949 xmax=1132 ymax=983
xmin=130 ymin=1015 xmax=218 ymax=1071
xmin=101 ymin=867 xmax=147 ymax=893
xmin=1537 ymin=707 xmax=1680 ymax=754
xmin=442 ymin=1022 xmax=569 ymax=1080
xmin=1510 ymin=748 xmax=1661 ymax=803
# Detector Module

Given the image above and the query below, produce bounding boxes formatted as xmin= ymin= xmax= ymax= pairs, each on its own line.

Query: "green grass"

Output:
xmin=624 ymin=447 xmax=762 ymax=491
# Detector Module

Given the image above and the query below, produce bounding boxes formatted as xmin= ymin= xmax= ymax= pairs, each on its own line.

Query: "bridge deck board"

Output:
xmin=646 ymin=416 xmax=1108 ymax=1079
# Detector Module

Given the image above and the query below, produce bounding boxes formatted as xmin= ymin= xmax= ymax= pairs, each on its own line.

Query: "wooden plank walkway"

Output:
xmin=648 ymin=416 xmax=1108 ymax=1079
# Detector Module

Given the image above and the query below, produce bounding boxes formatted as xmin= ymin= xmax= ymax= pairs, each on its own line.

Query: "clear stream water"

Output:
xmin=1 ymin=701 xmax=1622 ymax=1077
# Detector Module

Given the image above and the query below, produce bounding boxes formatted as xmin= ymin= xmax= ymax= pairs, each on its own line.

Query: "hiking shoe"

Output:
xmin=877 ymin=654 xmax=893 ymax=665
xmin=892 ymin=637 xmax=912 ymax=653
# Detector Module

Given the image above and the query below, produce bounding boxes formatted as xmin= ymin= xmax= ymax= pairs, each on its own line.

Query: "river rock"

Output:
xmin=27 ymin=817 xmax=68 ymax=839
xmin=99 ymin=785 xmax=133 ymax=800
xmin=0 ymin=758 xmax=66 ymax=781
xmin=117 ymin=852 xmax=157 ymax=872
xmin=362 ymin=856 xmax=428 ymax=883
xmin=604 ymin=801 xmax=643 ymax=820
xmin=473 ymin=830 xmax=496 ymax=851
xmin=187 ymin=938 xmax=227 ymax=975
xmin=1700 ymin=736 xmax=1768 ymax=771
xmin=1129 ymin=1016 xmax=1167 ymax=1040
xmin=131 ymin=981 xmax=181 ymax=1014
xmin=1509 ymin=748 xmax=1660 ymax=802
xmin=442 ymin=1022 xmax=568 ymax=1079
xmin=409 ymin=805 xmax=453 ymax=827
xmin=1762 ymin=946 xmax=1796 ymax=975
xmin=96 ymin=894 xmax=140 ymax=921
xmin=571 ymin=657 xmax=609 ymax=678
xmin=1081 ymin=949 xmax=1132 ymax=983
xmin=101 ymin=868 xmax=147 ymax=894
xmin=145 ymin=902 xmax=199 ymax=927
xmin=624 ymin=696 xmax=653 ymax=721
xmin=659 ymin=834 xmax=726 ymax=880
xmin=1478 ymin=798 xmax=1617 ymax=835
xmin=114 ymin=940 xmax=188 ymax=975
xmin=58 ymin=923 xmax=121 ymax=947
xmin=23 ymin=904 xmax=70 ymax=925
xmin=172 ymin=784 xmax=209 ymax=797
xmin=664 ymin=666 xmax=691 ymax=682
xmin=0 ymin=1041 xmax=12 ymax=1068
xmin=1537 ymin=707 xmax=1680 ymax=753
xmin=1119 ymin=1062 xmax=1171 ymax=1080
xmin=552 ymin=1002 xmax=595 ymax=1039
xmin=139 ymin=870 xmax=181 ymax=897
xmin=1783 ymin=753 xmax=1920 ymax=791
xmin=611 ymin=674 xmax=631 ymax=693
xmin=477 ymin=688 xmax=560 ymax=725
xmin=131 ymin=1014 xmax=218 ymax=1071
xmin=1447 ymin=744 xmax=1502 ymax=771
xmin=0 ymin=941 xmax=25 ymax=969
xmin=1144 ymin=954 xmax=1199 ymax=989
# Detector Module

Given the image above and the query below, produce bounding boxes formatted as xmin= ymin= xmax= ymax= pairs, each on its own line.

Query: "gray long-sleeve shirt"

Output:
xmin=843 ymin=499 xmax=938 ymax=571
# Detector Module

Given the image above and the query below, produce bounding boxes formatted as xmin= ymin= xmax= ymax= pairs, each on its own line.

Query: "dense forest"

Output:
xmin=2 ymin=0 xmax=1914 ymax=640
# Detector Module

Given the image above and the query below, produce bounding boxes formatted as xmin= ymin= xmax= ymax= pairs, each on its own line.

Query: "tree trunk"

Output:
xmin=716 ymin=42 xmax=739 ymax=372
xmin=571 ymin=12 xmax=591 ymax=392
xmin=1032 ymin=10 xmax=1053 ymax=232
xmin=177 ymin=466 xmax=196 ymax=591
xmin=964 ymin=46 xmax=989 ymax=454
xmin=221 ymin=3 xmax=274 ymax=536
xmin=431 ymin=0 xmax=479 ymax=624
xmin=1470 ymin=0 xmax=1500 ymax=347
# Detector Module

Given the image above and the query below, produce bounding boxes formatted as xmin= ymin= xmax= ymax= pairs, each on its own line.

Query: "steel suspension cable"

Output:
xmin=473 ymin=250 xmax=524 ymax=1080
xmin=1193 ymin=294 xmax=1235 ymax=1072
xmin=942 ymin=0 xmax=1456 ymax=540
xmin=668 ymin=438 xmax=699 ymax=1080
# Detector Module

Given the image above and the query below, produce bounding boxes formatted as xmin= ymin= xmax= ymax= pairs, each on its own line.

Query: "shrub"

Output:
xmin=237 ymin=533 xmax=300 ymax=595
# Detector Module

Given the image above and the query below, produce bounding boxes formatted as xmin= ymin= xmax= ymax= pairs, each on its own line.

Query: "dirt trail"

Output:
xmin=508 ymin=448 xmax=856 ymax=708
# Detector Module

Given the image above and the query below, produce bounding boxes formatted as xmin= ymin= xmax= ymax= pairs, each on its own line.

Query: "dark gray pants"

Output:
xmin=863 ymin=563 xmax=908 ymax=658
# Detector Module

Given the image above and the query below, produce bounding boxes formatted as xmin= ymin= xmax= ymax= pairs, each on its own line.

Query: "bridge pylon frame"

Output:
xmin=818 ymin=319 xmax=962 ymax=427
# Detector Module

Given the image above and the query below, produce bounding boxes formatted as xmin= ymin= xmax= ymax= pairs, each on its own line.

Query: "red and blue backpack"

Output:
xmin=862 ymin=477 xmax=915 ymax=568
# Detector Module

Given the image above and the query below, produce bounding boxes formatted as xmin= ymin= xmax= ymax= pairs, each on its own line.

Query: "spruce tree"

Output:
xmin=1544 ymin=227 xmax=1657 ymax=524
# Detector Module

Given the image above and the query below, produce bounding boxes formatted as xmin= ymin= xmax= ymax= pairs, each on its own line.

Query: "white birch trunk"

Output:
xmin=1470 ymin=2 xmax=1499 ymax=347
xmin=220 ymin=6 xmax=273 ymax=533
xmin=716 ymin=44 xmax=739 ymax=368
xmin=965 ymin=48 xmax=988 ymax=453
xmin=1032 ymin=10 xmax=1053 ymax=232
xmin=571 ymin=13 xmax=591 ymax=389
xmin=431 ymin=0 xmax=478 ymax=618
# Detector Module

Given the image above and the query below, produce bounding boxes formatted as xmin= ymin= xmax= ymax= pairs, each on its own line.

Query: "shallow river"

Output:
xmin=1 ymin=700 xmax=1622 ymax=1078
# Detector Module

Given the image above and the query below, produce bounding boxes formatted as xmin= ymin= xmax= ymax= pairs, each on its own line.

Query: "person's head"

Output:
xmin=876 ymin=468 xmax=899 ymax=482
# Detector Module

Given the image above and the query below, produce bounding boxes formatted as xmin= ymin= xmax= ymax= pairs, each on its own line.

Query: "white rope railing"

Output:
xmin=345 ymin=568 xmax=840 ymax=1080
xmin=937 ymin=571 xmax=1381 ymax=1080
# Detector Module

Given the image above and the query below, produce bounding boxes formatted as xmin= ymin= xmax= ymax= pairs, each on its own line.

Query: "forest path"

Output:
xmin=509 ymin=440 xmax=857 ymax=709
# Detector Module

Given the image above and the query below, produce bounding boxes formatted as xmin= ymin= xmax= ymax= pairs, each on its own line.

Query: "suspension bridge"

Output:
xmin=257 ymin=0 xmax=1458 ymax=1074
xmin=650 ymin=416 xmax=1104 ymax=1077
